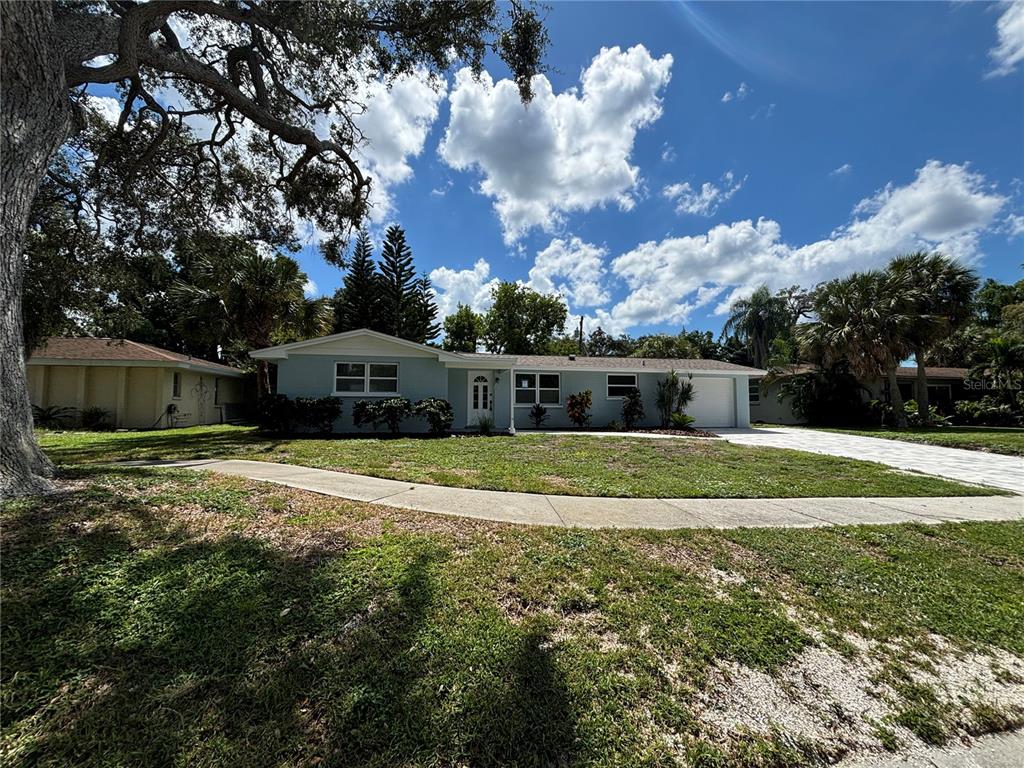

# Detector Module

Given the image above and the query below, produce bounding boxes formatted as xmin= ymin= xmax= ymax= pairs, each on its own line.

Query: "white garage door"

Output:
xmin=688 ymin=377 xmax=736 ymax=428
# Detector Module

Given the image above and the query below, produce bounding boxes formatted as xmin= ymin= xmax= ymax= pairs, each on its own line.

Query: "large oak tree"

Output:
xmin=1 ymin=0 xmax=546 ymax=496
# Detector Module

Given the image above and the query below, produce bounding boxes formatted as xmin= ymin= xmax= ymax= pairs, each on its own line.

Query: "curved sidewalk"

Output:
xmin=121 ymin=459 xmax=1023 ymax=530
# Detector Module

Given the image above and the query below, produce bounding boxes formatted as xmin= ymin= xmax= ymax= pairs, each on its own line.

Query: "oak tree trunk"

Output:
xmin=914 ymin=347 xmax=930 ymax=424
xmin=1 ymin=3 xmax=71 ymax=498
xmin=887 ymin=367 xmax=908 ymax=429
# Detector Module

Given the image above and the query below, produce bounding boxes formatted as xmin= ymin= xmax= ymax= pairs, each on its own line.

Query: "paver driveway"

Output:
xmin=716 ymin=427 xmax=1024 ymax=495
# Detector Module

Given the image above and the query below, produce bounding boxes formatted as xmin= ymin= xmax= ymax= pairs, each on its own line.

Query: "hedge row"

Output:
xmin=256 ymin=395 xmax=454 ymax=435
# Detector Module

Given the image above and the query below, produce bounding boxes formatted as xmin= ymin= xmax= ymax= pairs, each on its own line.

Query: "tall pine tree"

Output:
xmin=332 ymin=230 xmax=381 ymax=333
xmin=410 ymin=273 xmax=441 ymax=343
xmin=378 ymin=224 xmax=418 ymax=339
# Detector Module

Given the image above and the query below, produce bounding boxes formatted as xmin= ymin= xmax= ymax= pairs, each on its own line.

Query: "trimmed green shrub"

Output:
xmin=475 ymin=414 xmax=495 ymax=435
xmin=621 ymin=389 xmax=644 ymax=430
xmin=414 ymin=397 xmax=454 ymax=435
xmin=256 ymin=394 xmax=292 ymax=433
xmin=954 ymin=396 xmax=1022 ymax=427
xmin=353 ymin=397 xmax=413 ymax=434
xmin=529 ymin=403 xmax=549 ymax=428
xmin=566 ymin=389 xmax=592 ymax=428
xmin=293 ymin=396 xmax=342 ymax=434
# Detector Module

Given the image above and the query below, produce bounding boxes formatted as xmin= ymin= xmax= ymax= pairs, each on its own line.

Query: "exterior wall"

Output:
xmin=276 ymin=353 xmax=449 ymax=432
xmin=749 ymin=379 xmax=805 ymax=425
xmin=28 ymin=363 xmax=242 ymax=429
xmin=511 ymin=369 xmax=747 ymax=430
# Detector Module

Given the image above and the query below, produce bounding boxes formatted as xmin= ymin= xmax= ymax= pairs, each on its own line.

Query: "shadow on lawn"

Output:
xmin=42 ymin=428 xmax=277 ymax=465
xmin=1 ymin=488 xmax=577 ymax=767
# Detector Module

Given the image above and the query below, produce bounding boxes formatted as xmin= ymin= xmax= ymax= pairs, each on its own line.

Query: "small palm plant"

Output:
xmin=32 ymin=405 xmax=77 ymax=429
xmin=529 ymin=403 xmax=549 ymax=428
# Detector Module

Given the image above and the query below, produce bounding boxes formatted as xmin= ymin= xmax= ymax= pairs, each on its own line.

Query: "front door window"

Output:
xmin=468 ymin=371 xmax=493 ymax=425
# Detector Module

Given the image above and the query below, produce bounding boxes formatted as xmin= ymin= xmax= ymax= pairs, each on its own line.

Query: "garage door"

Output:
xmin=688 ymin=377 xmax=736 ymax=428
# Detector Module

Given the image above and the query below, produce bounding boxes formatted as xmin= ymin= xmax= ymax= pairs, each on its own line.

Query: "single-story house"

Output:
xmin=28 ymin=337 xmax=246 ymax=429
xmin=749 ymin=365 xmax=973 ymax=424
xmin=250 ymin=328 xmax=765 ymax=432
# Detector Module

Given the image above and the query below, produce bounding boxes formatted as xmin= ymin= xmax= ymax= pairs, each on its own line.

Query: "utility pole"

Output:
xmin=578 ymin=315 xmax=584 ymax=355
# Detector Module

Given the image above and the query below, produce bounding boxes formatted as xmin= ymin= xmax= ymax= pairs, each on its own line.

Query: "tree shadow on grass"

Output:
xmin=42 ymin=428 xmax=277 ymax=466
xmin=1 ymin=485 xmax=578 ymax=767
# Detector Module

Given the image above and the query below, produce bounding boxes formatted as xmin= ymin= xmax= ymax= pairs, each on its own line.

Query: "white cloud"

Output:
xmin=750 ymin=102 xmax=776 ymax=120
xmin=661 ymin=142 xmax=677 ymax=163
xmin=830 ymin=163 xmax=853 ymax=177
xmin=1000 ymin=212 xmax=1024 ymax=237
xmin=439 ymin=44 xmax=673 ymax=244
xmin=988 ymin=1 xmax=1024 ymax=77
xmin=662 ymin=171 xmax=746 ymax=216
xmin=429 ymin=258 xmax=500 ymax=317
xmin=721 ymin=81 xmax=752 ymax=103
xmin=347 ymin=70 xmax=447 ymax=221
xmin=303 ymin=278 xmax=319 ymax=297
xmin=605 ymin=160 xmax=1007 ymax=328
xmin=527 ymin=237 xmax=610 ymax=307
xmin=84 ymin=94 xmax=123 ymax=124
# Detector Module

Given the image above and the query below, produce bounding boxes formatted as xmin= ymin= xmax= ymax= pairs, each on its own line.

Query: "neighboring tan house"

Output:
xmin=250 ymin=328 xmax=766 ymax=432
xmin=749 ymin=366 xmax=973 ymax=425
xmin=28 ymin=338 xmax=246 ymax=429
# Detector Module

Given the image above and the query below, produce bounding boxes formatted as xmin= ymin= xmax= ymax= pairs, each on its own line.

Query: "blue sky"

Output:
xmin=91 ymin=1 xmax=1024 ymax=337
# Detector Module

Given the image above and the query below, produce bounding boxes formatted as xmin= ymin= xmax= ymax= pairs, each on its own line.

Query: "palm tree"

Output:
xmin=798 ymin=270 xmax=918 ymax=428
xmin=722 ymin=285 xmax=792 ymax=369
xmin=970 ymin=336 xmax=1024 ymax=402
xmin=171 ymin=243 xmax=331 ymax=395
xmin=888 ymin=252 xmax=978 ymax=421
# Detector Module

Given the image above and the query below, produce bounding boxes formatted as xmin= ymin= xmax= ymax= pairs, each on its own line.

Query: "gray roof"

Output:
xmin=456 ymin=352 xmax=763 ymax=374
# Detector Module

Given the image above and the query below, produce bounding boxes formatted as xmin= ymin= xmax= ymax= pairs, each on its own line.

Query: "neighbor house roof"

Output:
xmin=753 ymin=364 xmax=968 ymax=380
xmin=457 ymin=352 xmax=764 ymax=374
xmin=30 ymin=338 xmax=245 ymax=377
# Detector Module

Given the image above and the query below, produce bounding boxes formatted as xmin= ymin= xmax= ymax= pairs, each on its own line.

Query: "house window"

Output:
xmin=748 ymin=379 xmax=760 ymax=404
xmin=214 ymin=378 xmax=221 ymax=405
xmin=515 ymin=372 xmax=560 ymax=405
xmin=172 ymin=372 xmax=182 ymax=399
xmin=333 ymin=362 xmax=399 ymax=395
xmin=607 ymin=373 xmax=638 ymax=399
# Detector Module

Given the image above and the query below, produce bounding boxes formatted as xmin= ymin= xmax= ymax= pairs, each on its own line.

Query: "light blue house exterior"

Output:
xmin=252 ymin=329 xmax=763 ymax=433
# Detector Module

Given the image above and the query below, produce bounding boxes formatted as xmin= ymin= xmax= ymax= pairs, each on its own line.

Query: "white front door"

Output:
xmin=467 ymin=370 xmax=494 ymax=426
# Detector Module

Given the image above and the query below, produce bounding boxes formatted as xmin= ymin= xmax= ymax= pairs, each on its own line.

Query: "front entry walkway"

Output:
xmin=716 ymin=427 xmax=1024 ymax=494
xmin=120 ymin=458 xmax=1022 ymax=529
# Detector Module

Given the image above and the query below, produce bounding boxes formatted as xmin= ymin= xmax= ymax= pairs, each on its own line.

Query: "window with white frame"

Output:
xmin=333 ymin=362 xmax=399 ymax=395
xmin=607 ymin=373 xmax=638 ymax=398
xmin=515 ymin=372 xmax=560 ymax=405
xmin=748 ymin=379 xmax=760 ymax=404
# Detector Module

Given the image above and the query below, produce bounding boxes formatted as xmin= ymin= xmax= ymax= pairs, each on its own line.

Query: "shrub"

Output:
xmin=670 ymin=412 xmax=695 ymax=429
xmin=414 ymin=397 xmax=454 ymax=435
xmin=293 ymin=396 xmax=342 ymax=434
xmin=621 ymin=389 xmax=644 ymax=430
xmin=529 ymin=403 xmax=549 ymax=428
xmin=566 ymin=389 xmax=592 ymax=428
xmin=475 ymin=414 xmax=495 ymax=435
xmin=655 ymin=371 xmax=678 ymax=427
xmin=255 ymin=394 xmax=292 ymax=433
xmin=777 ymin=363 xmax=874 ymax=427
xmin=903 ymin=399 xmax=951 ymax=428
xmin=80 ymin=406 xmax=113 ymax=431
xmin=351 ymin=400 xmax=377 ymax=429
xmin=31 ymin=405 xmax=77 ymax=429
xmin=676 ymin=374 xmax=695 ymax=412
xmin=954 ymin=396 xmax=1022 ymax=427
xmin=606 ymin=419 xmax=623 ymax=431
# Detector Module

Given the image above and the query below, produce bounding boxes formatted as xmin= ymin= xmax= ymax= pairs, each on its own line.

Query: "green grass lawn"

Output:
xmin=789 ymin=425 xmax=1024 ymax=456
xmin=37 ymin=425 xmax=1001 ymax=498
xmin=3 ymin=468 xmax=1022 ymax=767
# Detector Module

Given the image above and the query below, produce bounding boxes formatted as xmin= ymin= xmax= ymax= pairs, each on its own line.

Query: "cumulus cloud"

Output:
xmin=988 ymin=1 xmax=1024 ymax=77
xmin=439 ymin=44 xmax=673 ymax=243
xmin=429 ymin=258 xmax=501 ymax=317
xmin=830 ymin=163 xmax=853 ymax=176
xmin=527 ymin=237 xmax=610 ymax=307
xmin=1000 ymin=212 xmax=1024 ymax=237
xmin=605 ymin=160 xmax=1008 ymax=328
xmin=83 ymin=94 xmax=123 ymax=124
xmin=303 ymin=279 xmax=319 ymax=297
xmin=662 ymin=171 xmax=746 ymax=216
xmin=661 ymin=142 xmax=678 ymax=162
xmin=347 ymin=70 xmax=447 ymax=221
xmin=721 ymin=82 xmax=751 ymax=103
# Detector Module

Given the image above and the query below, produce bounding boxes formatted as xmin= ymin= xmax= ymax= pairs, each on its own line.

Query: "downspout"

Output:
xmin=508 ymin=366 xmax=516 ymax=435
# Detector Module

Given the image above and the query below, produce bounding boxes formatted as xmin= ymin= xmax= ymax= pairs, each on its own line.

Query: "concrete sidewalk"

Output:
xmin=120 ymin=459 xmax=1023 ymax=529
